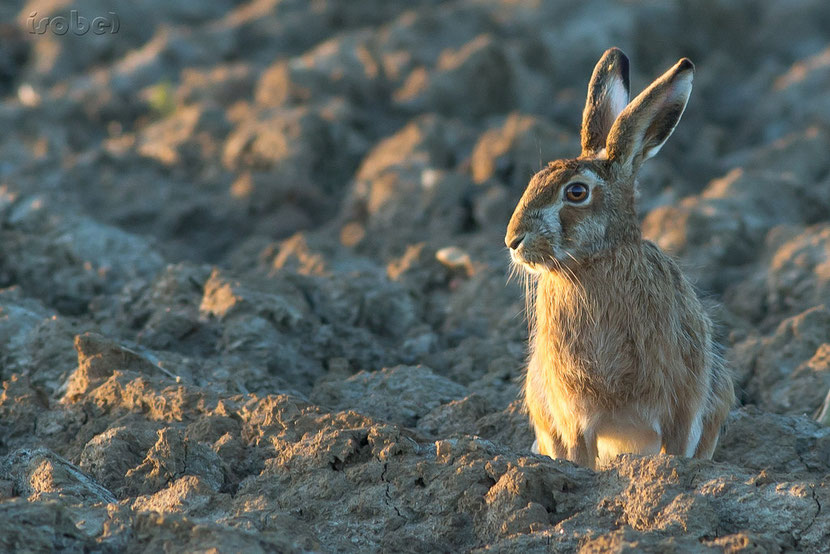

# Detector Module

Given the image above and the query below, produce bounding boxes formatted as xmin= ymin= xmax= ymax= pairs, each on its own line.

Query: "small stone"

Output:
xmin=435 ymin=246 xmax=473 ymax=276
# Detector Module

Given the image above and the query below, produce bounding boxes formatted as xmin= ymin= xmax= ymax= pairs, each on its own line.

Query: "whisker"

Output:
xmin=562 ymin=252 xmax=595 ymax=326
xmin=524 ymin=271 xmax=538 ymax=337
xmin=505 ymin=250 xmax=537 ymax=333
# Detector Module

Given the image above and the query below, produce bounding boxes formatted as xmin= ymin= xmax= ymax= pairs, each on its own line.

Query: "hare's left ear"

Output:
xmin=581 ymin=47 xmax=630 ymax=157
xmin=606 ymin=58 xmax=694 ymax=171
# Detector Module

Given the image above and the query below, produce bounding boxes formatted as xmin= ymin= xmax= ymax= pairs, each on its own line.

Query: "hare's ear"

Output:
xmin=580 ymin=48 xmax=630 ymax=156
xmin=606 ymin=58 xmax=694 ymax=171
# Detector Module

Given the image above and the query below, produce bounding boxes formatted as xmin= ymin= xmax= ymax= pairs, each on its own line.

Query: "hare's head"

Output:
xmin=505 ymin=48 xmax=693 ymax=273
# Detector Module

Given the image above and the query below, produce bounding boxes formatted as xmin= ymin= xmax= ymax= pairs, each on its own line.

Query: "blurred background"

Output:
xmin=1 ymin=0 xmax=828 ymax=399
xmin=0 ymin=1 xmax=829 ymax=550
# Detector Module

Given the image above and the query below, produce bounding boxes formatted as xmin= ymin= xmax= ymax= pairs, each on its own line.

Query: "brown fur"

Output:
xmin=506 ymin=49 xmax=734 ymax=470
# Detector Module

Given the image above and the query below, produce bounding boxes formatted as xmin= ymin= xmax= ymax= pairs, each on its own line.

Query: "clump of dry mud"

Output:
xmin=1 ymin=0 xmax=830 ymax=551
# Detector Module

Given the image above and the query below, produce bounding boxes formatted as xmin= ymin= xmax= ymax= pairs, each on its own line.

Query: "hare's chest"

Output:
xmin=533 ymin=295 xmax=647 ymax=399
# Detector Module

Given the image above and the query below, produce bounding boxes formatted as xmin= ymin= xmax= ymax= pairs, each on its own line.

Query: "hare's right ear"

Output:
xmin=605 ymin=58 xmax=694 ymax=172
xmin=581 ymin=47 xmax=630 ymax=157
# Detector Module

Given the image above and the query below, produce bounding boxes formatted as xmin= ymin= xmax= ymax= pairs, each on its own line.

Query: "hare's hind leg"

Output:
xmin=661 ymin=405 xmax=703 ymax=457
xmin=695 ymin=368 xmax=734 ymax=459
xmin=694 ymin=419 xmax=720 ymax=459
xmin=695 ymin=400 xmax=730 ymax=459
xmin=694 ymin=402 xmax=731 ymax=460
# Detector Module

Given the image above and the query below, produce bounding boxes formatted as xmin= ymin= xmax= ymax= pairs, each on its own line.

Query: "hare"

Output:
xmin=505 ymin=48 xmax=734 ymax=470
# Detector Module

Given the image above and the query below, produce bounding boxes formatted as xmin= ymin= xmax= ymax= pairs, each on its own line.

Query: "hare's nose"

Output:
xmin=507 ymin=234 xmax=526 ymax=250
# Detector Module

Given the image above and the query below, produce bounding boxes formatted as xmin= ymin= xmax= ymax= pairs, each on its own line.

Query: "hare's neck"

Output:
xmin=533 ymin=270 xmax=592 ymax=342
xmin=531 ymin=247 xmax=633 ymax=348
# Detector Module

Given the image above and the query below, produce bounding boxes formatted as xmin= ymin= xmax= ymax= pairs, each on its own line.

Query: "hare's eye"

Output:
xmin=564 ymin=183 xmax=589 ymax=203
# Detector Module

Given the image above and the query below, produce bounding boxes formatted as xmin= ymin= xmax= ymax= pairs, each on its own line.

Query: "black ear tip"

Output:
xmin=599 ymin=47 xmax=630 ymax=82
xmin=605 ymin=47 xmax=630 ymax=64
xmin=604 ymin=47 xmax=630 ymax=90
xmin=677 ymin=58 xmax=695 ymax=72
xmin=618 ymin=52 xmax=630 ymax=88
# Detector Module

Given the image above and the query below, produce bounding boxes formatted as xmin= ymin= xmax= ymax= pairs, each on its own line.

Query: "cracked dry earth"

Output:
xmin=1 ymin=0 xmax=830 ymax=552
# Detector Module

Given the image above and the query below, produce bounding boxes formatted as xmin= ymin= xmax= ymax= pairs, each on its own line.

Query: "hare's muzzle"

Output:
xmin=505 ymin=207 xmax=533 ymax=252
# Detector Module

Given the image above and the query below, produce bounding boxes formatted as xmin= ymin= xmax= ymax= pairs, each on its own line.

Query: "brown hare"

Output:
xmin=505 ymin=48 xmax=734 ymax=470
